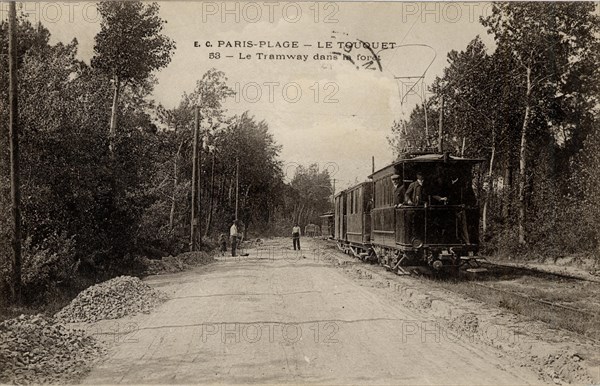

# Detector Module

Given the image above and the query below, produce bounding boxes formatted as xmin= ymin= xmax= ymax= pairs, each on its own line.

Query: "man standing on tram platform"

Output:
xmin=405 ymin=172 xmax=426 ymax=205
xmin=392 ymin=174 xmax=405 ymax=207
xmin=405 ymin=172 xmax=446 ymax=205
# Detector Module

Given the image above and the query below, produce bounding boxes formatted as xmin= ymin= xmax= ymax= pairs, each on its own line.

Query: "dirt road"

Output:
xmin=83 ymin=238 xmax=543 ymax=384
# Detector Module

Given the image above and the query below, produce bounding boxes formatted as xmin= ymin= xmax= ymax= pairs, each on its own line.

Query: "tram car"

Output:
xmin=334 ymin=152 xmax=484 ymax=274
xmin=319 ymin=212 xmax=334 ymax=239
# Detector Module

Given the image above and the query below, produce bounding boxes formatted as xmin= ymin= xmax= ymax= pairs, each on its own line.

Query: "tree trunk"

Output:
xmin=190 ymin=107 xmax=200 ymax=251
xmin=518 ymin=66 xmax=532 ymax=245
xmin=502 ymin=156 xmax=512 ymax=219
xmin=197 ymin=133 xmax=203 ymax=242
xmin=8 ymin=1 xmax=22 ymax=304
xmin=228 ymin=175 xmax=234 ymax=204
xmin=235 ymin=157 xmax=239 ymax=220
xmin=169 ymin=137 xmax=185 ymax=232
xmin=205 ymin=152 xmax=216 ymax=237
xmin=217 ymin=176 xmax=225 ymax=209
xmin=297 ymin=204 xmax=306 ymax=226
xmin=482 ymin=140 xmax=495 ymax=236
xmin=109 ymin=75 xmax=121 ymax=154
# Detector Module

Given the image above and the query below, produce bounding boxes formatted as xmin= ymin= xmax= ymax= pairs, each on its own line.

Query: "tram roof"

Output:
xmin=334 ymin=180 xmax=372 ymax=196
xmin=369 ymin=153 xmax=485 ymax=179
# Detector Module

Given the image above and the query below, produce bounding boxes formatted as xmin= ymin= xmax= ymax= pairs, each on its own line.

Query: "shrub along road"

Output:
xmin=82 ymin=238 xmax=542 ymax=384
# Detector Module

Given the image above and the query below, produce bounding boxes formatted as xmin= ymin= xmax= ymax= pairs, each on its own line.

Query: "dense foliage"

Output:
xmin=389 ymin=3 xmax=600 ymax=259
xmin=0 ymin=5 xmax=315 ymax=306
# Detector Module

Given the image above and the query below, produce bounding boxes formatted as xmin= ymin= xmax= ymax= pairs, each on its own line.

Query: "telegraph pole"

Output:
xmin=190 ymin=106 xmax=200 ymax=251
xmin=235 ymin=156 xmax=239 ymax=220
xmin=438 ymin=94 xmax=444 ymax=153
xmin=8 ymin=1 xmax=22 ymax=303
xmin=198 ymin=117 xmax=203 ymax=246
xmin=331 ymin=178 xmax=336 ymax=207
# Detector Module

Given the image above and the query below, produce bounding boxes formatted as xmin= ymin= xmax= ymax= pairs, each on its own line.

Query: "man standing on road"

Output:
xmin=230 ymin=220 xmax=239 ymax=257
xmin=292 ymin=223 xmax=301 ymax=250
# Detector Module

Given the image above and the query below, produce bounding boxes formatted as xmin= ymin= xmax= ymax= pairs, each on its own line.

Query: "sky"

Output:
xmin=9 ymin=1 xmax=497 ymax=190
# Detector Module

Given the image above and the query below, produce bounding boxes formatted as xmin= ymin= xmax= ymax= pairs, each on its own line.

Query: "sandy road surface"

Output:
xmin=84 ymin=239 xmax=543 ymax=384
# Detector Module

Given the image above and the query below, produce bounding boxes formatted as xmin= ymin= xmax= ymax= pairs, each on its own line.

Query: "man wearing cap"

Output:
xmin=405 ymin=172 xmax=446 ymax=205
xmin=405 ymin=172 xmax=426 ymax=205
xmin=391 ymin=174 xmax=405 ymax=207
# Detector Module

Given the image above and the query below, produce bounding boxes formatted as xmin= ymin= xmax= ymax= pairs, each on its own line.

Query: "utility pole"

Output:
xmin=205 ymin=150 xmax=215 ymax=237
xmin=235 ymin=156 xmax=239 ymax=220
xmin=423 ymin=100 xmax=429 ymax=147
xmin=190 ymin=106 xmax=200 ymax=251
xmin=331 ymin=179 xmax=336 ymax=208
xmin=198 ymin=118 xmax=203 ymax=246
xmin=8 ymin=1 xmax=22 ymax=303
xmin=438 ymin=94 xmax=444 ymax=153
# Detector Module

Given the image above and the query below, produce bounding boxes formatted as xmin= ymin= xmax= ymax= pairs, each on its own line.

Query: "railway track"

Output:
xmin=324 ymin=242 xmax=600 ymax=340
xmin=478 ymin=259 xmax=600 ymax=284
xmin=465 ymin=281 xmax=597 ymax=318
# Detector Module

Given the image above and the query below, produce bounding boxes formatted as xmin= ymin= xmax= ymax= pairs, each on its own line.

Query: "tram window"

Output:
xmin=358 ymin=189 xmax=362 ymax=213
xmin=360 ymin=189 xmax=363 ymax=213
xmin=386 ymin=179 xmax=390 ymax=206
xmin=374 ymin=177 xmax=394 ymax=208
xmin=386 ymin=179 xmax=391 ymax=205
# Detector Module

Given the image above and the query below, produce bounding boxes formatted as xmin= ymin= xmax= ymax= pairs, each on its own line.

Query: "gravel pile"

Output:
xmin=0 ymin=314 xmax=105 ymax=384
xmin=55 ymin=275 xmax=168 ymax=323
xmin=450 ymin=312 xmax=480 ymax=335
xmin=141 ymin=251 xmax=214 ymax=275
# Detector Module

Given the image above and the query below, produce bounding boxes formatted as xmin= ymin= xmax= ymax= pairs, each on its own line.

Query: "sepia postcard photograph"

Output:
xmin=0 ymin=1 xmax=599 ymax=384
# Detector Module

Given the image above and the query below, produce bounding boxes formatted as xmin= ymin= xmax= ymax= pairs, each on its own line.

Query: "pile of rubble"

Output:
xmin=55 ymin=276 xmax=168 ymax=323
xmin=0 ymin=314 xmax=105 ymax=384
xmin=138 ymin=251 xmax=214 ymax=275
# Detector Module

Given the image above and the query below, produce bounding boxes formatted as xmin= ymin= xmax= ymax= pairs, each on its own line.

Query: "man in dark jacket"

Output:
xmin=405 ymin=173 xmax=426 ymax=205
xmin=405 ymin=172 xmax=447 ymax=205
xmin=392 ymin=174 xmax=405 ymax=207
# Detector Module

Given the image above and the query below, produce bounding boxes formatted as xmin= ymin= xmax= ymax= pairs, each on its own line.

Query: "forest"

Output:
xmin=2 ymin=2 xmax=599 ymax=308
xmin=388 ymin=2 xmax=600 ymax=261
xmin=0 ymin=2 xmax=333 ymax=306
